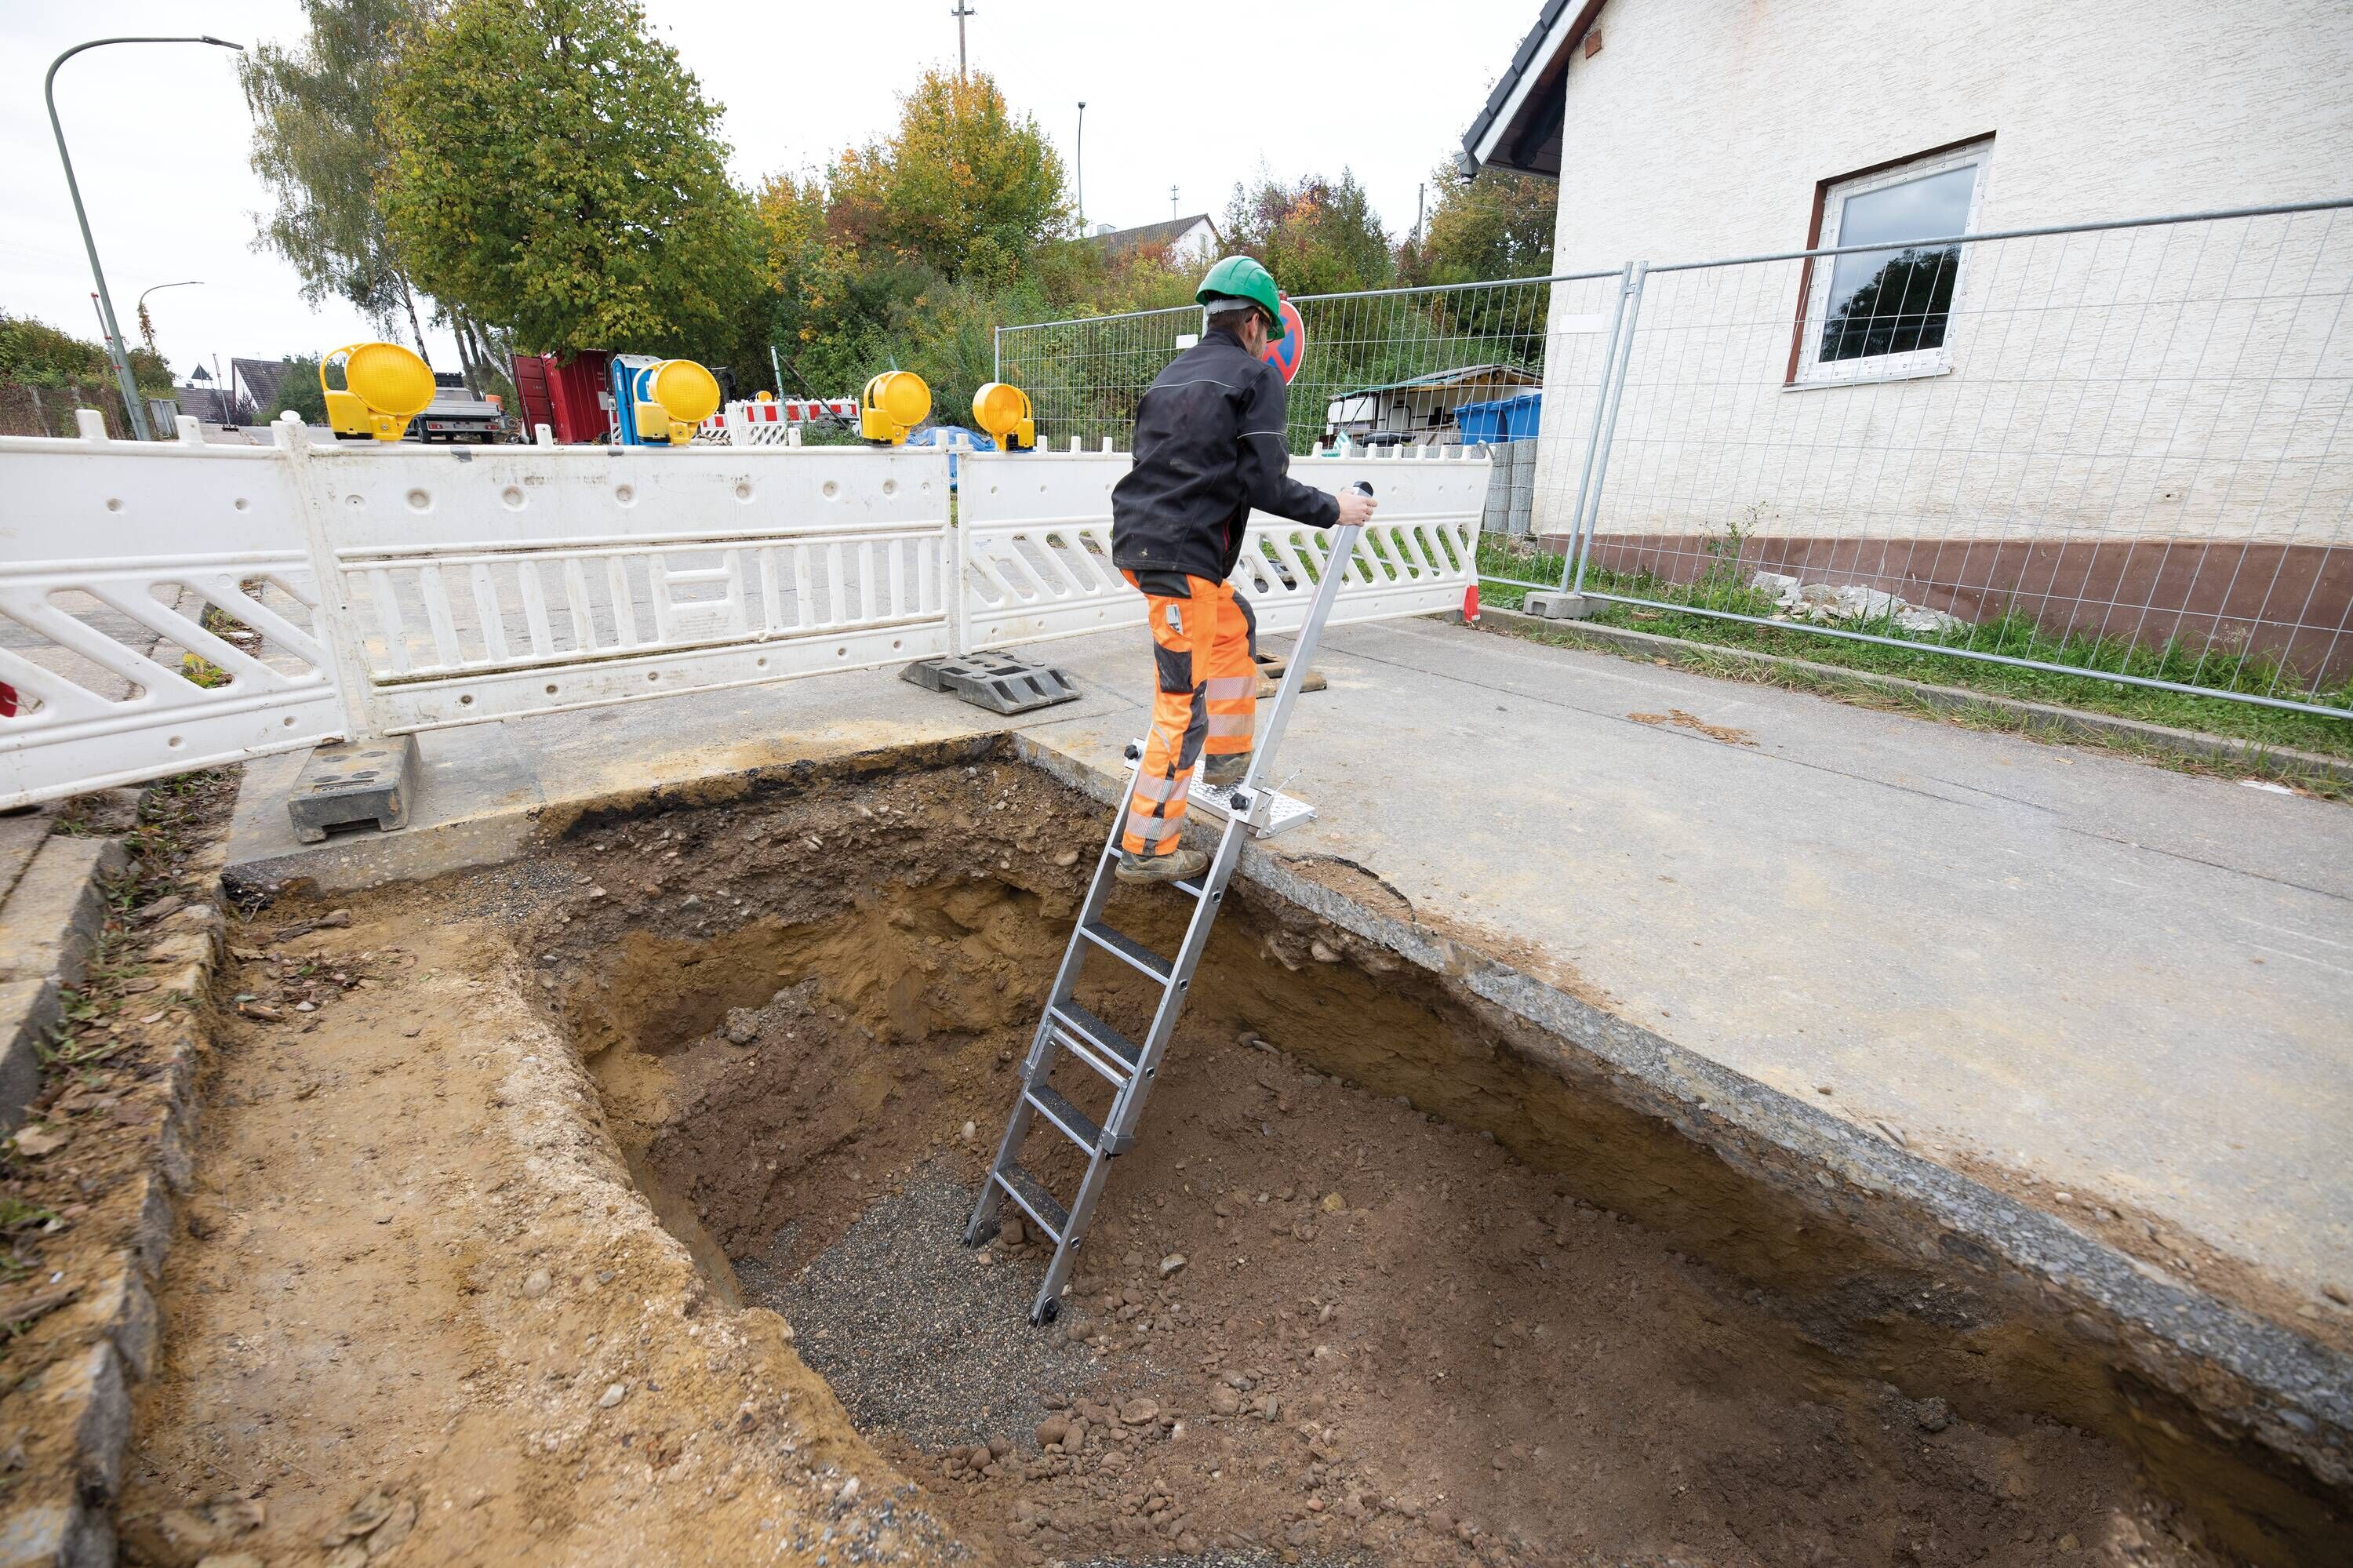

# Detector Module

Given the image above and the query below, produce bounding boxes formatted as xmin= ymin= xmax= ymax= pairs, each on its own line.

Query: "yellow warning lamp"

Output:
xmin=634 ymin=358 xmax=723 ymax=446
xmin=860 ymin=369 xmax=931 ymax=445
xmin=321 ymin=342 xmax=435 ymax=442
xmin=971 ymin=381 xmax=1035 ymax=451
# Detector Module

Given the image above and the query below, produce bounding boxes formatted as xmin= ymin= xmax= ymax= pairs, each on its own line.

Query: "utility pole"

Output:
xmin=1414 ymin=182 xmax=1427 ymax=247
xmin=1075 ymin=101 xmax=1086 ymax=231
xmin=951 ymin=1 xmax=975 ymax=78
xmin=1170 ymin=184 xmax=1179 ymax=220
xmin=46 ymin=34 xmax=245 ymax=441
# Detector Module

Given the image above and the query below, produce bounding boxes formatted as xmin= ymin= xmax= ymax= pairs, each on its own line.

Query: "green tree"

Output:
xmin=1220 ymin=169 xmax=1392 ymax=297
xmin=1403 ymin=160 xmax=1557 ymax=286
xmin=0 ymin=312 xmax=173 ymax=397
xmin=240 ymin=0 xmax=434 ymax=355
xmin=264 ymin=355 xmax=331 ymax=424
xmin=827 ymin=70 xmax=1070 ymax=281
xmin=380 ymin=0 xmax=759 ymax=356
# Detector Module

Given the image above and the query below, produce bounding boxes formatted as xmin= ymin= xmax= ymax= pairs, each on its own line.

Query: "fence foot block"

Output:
xmin=1526 ymin=591 xmax=1596 ymax=620
xmin=900 ymin=653 xmax=1081 ymax=716
xmin=286 ymin=734 xmax=419 ymax=845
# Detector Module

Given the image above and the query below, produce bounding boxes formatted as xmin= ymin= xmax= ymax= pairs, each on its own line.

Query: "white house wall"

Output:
xmin=1529 ymin=0 xmax=2353 ymax=580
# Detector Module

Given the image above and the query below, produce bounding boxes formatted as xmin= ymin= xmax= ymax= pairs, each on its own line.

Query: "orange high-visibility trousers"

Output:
xmin=1121 ymin=571 xmax=1257 ymax=857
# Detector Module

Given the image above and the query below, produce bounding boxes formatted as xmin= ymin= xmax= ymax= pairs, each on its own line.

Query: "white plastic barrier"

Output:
xmin=2 ymin=420 xmax=1485 ymax=809
xmin=279 ymin=425 xmax=953 ymax=735
xmin=0 ymin=418 xmax=345 ymax=808
xmin=955 ymin=443 xmax=1489 ymax=650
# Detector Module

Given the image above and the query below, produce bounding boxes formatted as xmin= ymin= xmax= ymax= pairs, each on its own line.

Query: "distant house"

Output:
xmin=171 ymin=380 xmax=241 ymax=425
xmin=1323 ymin=364 xmax=1540 ymax=446
xmin=231 ymin=358 xmax=292 ymax=414
xmin=1089 ymin=214 xmax=1222 ymax=267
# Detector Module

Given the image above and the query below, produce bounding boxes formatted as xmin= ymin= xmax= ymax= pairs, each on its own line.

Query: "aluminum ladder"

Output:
xmin=964 ymin=495 xmax=1370 ymax=1325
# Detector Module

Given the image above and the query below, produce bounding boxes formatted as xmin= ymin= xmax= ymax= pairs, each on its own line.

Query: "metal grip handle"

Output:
xmin=1348 ymin=480 xmax=1373 ymax=497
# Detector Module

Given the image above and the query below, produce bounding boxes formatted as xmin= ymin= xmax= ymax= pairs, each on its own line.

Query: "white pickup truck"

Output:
xmin=416 ymin=385 xmax=504 ymax=444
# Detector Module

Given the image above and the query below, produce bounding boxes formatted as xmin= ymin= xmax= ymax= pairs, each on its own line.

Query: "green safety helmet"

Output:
xmin=1195 ymin=255 xmax=1286 ymax=341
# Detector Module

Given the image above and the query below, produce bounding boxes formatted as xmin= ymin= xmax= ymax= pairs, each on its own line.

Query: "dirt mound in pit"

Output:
xmin=725 ymin=1020 xmax=2229 ymax=1568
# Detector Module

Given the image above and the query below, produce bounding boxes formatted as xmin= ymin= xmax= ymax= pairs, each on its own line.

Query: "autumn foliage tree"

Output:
xmin=826 ymin=70 xmax=1070 ymax=282
xmin=757 ymin=69 xmax=1156 ymax=421
xmin=1220 ymin=169 xmax=1393 ymax=297
xmin=1402 ymin=160 xmax=1558 ymax=286
xmin=380 ymin=0 xmax=758 ymax=357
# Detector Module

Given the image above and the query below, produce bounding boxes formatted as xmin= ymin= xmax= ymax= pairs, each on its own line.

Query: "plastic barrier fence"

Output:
xmin=955 ymin=442 xmax=1487 ymax=650
xmin=2 ymin=420 xmax=1488 ymax=807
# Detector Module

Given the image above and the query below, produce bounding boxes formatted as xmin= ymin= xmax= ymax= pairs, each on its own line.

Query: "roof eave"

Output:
xmin=1460 ymin=0 xmax=1602 ymax=180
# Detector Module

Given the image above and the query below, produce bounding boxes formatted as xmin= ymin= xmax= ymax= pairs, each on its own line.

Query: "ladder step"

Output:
xmin=1025 ymin=1083 xmax=1104 ymax=1151
xmin=1079 ymin=921 xmax=1170 ymax=982
xmin=1046 ymin=1001 xmax=1139 ymax=1086
xmin=994 ymin=1163 xmax=1070 ymax=1245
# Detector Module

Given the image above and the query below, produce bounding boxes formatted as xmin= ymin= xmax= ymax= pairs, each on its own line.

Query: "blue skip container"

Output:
xmin=1454 ymin=391 xmax=1542 ymax=444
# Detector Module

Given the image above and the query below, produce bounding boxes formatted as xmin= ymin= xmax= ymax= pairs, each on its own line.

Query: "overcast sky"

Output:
xmin=2 ymin=2 xmax=1534 ymax=384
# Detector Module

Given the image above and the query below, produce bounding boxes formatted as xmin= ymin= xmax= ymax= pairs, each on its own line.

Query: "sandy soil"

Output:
xmin=118 ymin=884 xmax=965 ymax=1565
xmin=115 ymin=753 xmax=2260 ymax=1566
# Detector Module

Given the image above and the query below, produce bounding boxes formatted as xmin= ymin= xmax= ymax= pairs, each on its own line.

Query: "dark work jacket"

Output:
xmin=1109 ymin=324 xmax=1340 ymax=584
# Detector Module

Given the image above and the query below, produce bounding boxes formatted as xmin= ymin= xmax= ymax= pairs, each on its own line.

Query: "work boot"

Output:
xmin=1202 ymin=751 xmax=1250 ymax=788
xmin=1115 ymin=846 xmax=1209 ymax=886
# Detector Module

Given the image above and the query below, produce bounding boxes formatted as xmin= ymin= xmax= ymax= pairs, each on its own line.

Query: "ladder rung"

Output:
xmin=1079 ymin=921 xmax=1170 ymax=982
xmin=1048 ymin=1001 xmax=1139 ymax=1082
xmin=995 ymin=1163 xmax=1069 ymax=1244
xmin=1025 ymin=1083 xmax=1104 ymax=1151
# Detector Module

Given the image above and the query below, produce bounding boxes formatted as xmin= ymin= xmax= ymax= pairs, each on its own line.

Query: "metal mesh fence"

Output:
xmin=995 ymin=271 xmax=1623 ymax=590
xmin=1572 ymin=201 xmax=2353 ymax=715
xmin=995 ymin=198 xmax=2353 ymax=715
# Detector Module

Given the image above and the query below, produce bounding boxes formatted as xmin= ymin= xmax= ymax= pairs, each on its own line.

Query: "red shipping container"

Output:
xmin=508 ymin=351 xmax=612 ymax=444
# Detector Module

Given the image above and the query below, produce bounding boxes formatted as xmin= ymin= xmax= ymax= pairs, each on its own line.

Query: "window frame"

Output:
xmin=1785 ymin=136 xmax=1993 ymax=391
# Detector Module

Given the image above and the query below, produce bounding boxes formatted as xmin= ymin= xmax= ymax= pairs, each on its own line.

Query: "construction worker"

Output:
xmin=1107 ymin=256 xmax=1378 ymax=886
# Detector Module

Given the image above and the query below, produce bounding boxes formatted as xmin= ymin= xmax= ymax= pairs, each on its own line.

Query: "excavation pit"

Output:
xmin=479 ymin=744 xmax=2342 ymax=1567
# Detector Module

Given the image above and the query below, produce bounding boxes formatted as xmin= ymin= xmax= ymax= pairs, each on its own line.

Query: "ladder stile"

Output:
xmin=962 ymin=515 xmax=1366 ymax=1326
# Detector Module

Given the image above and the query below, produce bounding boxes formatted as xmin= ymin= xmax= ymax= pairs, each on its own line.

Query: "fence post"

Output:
xmin=1566 ymin=260 xmax=1648 ymax=596
xmin=991 ymin=325 xmax=1002 ymax=385
xmin=1553 ymin=263 xmax=1637 ymax=593
xmin=275 ymin=417 xmax=384 ymax=744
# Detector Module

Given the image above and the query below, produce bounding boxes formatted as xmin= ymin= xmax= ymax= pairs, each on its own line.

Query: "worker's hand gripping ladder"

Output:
xmin=964 ymin=487 xmax=1373 ymax=1325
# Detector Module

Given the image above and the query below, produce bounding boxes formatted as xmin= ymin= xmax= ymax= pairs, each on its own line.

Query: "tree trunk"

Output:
xmin=399 ymin=274 xmax=433 ymax=369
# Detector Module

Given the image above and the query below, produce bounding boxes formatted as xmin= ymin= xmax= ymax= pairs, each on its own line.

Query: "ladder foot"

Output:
xmin=1030 ymin=1297 xmax=1061 ymax=1327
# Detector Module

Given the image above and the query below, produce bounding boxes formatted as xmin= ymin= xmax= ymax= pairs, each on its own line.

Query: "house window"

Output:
xmin=1791 ymin=140 xmax=1990 ymax=387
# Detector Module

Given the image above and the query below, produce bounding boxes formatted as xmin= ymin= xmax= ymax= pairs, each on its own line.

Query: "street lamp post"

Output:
xmin=1075 ymin=101 xmax=1086 ymax=232
xmin=136 ymin=280 xmax=203 ymax=354
xmin=45 ymin=35 xmax=244 ymax=441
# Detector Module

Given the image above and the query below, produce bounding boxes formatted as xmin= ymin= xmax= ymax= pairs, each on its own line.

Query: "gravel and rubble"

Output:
xmin=1751 ymin=570 xmax=1969 ymax=633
